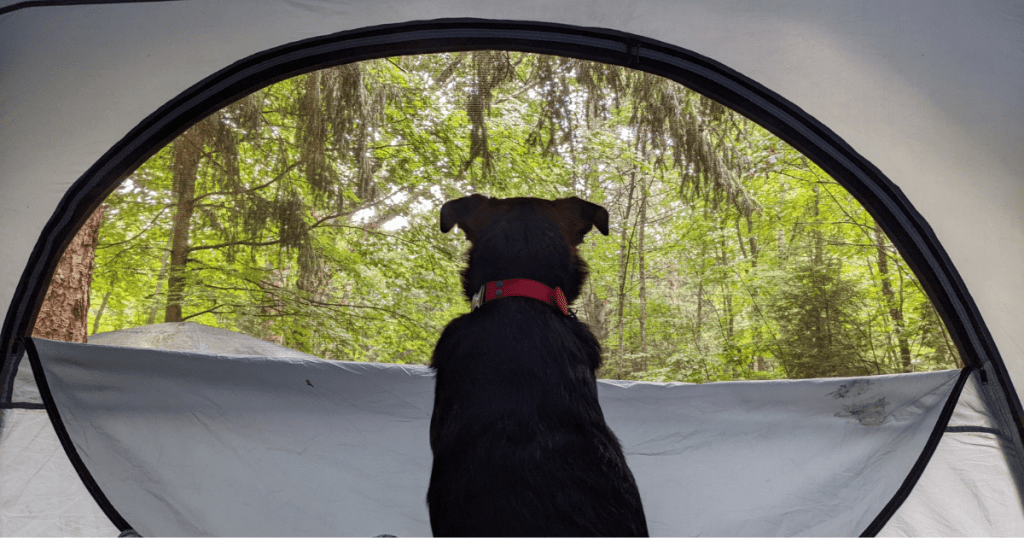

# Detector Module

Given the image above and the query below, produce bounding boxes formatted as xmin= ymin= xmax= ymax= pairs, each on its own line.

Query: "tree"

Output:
xmin=875 ymin=221 xmax=912 ymax=372
xmin=89 ymin=52 xmax=961 ymax=381
xmin=34 ymin=205 xmax=104 ymax=342
xmin=771 ymin=253 xmax=871 ymax=378
xmin=164 ymin=119 xmax=206 ymax=322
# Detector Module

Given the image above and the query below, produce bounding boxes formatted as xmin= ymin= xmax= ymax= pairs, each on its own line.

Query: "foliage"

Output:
xmin=89 ymin=53 xmax=961 ymax=379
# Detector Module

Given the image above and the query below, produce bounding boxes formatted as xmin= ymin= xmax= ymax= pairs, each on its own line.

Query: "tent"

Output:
xmin=0 ymin=1 xmax=1021 ymax=535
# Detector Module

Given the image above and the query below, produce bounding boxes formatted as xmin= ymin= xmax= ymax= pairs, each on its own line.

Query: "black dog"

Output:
xmin=427 ymin=195 xmax=648 ymax=537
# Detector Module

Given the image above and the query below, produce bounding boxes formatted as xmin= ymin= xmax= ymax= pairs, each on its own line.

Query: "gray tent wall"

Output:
xmin=0 ymin=0 xmax=1022 ymax=535
xmin=2 ymin=323 xmax=323 ymax=536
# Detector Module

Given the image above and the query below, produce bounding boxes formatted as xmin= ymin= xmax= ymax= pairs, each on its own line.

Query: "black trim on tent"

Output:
xmin=860 ymin=367 xmax=974 ymax=536
xmin=0 ymin=0 xmax=182 ymax=17
xmin=946 ymin=425 xmax=1009 ymax=441
xmin=0 ymin=402 xmax=46 ymax=410
xmin=0 ymin=345 xmax=22 ymax=405
xmin=23 ymin=337 xmax=135 ymax=533
xmin=0 ymin=16 xmax=1021 ymax=528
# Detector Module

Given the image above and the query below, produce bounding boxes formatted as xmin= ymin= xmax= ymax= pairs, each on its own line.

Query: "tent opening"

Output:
xmin=69 ymin=52 xmax=965 ymax=383
xmin=2 ymin=17 xmax=1021 ymax=538
xmin=4 ymin=18 xmax=1017 ymax=424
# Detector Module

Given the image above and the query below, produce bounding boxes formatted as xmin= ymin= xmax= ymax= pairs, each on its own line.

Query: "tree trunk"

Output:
xmin=91 ymin=290 xmax=111 ymax=335
xmin=719 ymin=212 xmax=735 ymax=373
xmin=875 ymin=222 xmax=912 ymax=372
xmin=165 ymin=124 xmax=206 ymax=322
xmin=147 ymin=233 xmax=174 ymax=325
xmin=811 ymin=185 xmax=828 ymax=365
xmin=636 ymin=177 xmax=648 ymax=372
xmin=812 ymin=185 xmax=824 ymax=266
xmin=694 ymin=279 xmax=705 ymax=354
xmin=296 ymin=241 xmax=323 ymax=297
xmin=746 ymin=213 xmax=759 ymax=267
xmin=33 ymin=205 xmax=104 ymax=343
xmin=580 ymin=286 xmax=608 ymax=342
xmin=614 ymin=170 xmax=637 ymax=378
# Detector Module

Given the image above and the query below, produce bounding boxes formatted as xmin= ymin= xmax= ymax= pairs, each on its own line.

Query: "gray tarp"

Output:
xmin=28 ymin=336 xmax=973 ymax=536
xmin=3 ymin=325 xmax=1022 ymax=535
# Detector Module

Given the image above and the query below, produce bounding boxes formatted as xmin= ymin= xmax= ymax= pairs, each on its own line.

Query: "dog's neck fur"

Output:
xmin=460 ymin=205 xmax=589 ymax=305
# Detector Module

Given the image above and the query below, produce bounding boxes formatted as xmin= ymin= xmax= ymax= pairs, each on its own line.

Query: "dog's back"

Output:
xmin=427 ymin=195 xmax=648 ymax=537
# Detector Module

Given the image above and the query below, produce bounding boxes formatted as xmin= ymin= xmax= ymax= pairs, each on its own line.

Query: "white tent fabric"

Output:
xmin=16 ymin=337 xmax=970 ymax=536
xmin=880 ymin=375 xmax=1024 ymax=535
xmin=0 ymin=407 xmax=119 ymax=537
xmin=0 ymin=323 xmax=325 ymax=537
xmin=1 ymin=358 xmax=119 ymax=536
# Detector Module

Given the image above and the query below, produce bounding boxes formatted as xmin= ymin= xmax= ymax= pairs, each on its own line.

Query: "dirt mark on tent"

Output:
xmin=829 ymin=380 xmax=888 ymax=426
xmin=835 ymin=398 xmax=888 ymax=426
xmin=829 ymin=379 xmax=872 ymax=400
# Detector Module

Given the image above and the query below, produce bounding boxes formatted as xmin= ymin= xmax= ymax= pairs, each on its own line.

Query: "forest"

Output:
xmin=83 ymin=52 xmax=961 ymax=382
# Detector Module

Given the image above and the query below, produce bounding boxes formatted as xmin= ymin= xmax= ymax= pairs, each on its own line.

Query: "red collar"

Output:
xmin=471 ymin=278 xmax=571 ymax=316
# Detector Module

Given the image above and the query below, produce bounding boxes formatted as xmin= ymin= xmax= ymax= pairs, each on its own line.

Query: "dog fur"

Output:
xmin=427 ymin=194 xmax=648 ymax=537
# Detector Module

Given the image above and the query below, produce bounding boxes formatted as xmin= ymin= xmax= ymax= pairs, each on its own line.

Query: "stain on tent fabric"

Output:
xmin=828 ymin=380 xmax=889 ymax=425
xmin=836 ymin=398 xmax=889 ymax=426
xmin=829 ymin=379 xmax=873 ymax=400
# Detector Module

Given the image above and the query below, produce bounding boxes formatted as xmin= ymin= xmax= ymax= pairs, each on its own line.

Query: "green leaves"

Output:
xmin=89 ymin=53 xmax=959 ymax=380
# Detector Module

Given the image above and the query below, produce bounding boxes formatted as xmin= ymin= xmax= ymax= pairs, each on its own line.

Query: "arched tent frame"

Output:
xmin=2 ymin=0 xmax=1022 ymax=438
xmin=0 ymin=1 xmax=1022 ymax=534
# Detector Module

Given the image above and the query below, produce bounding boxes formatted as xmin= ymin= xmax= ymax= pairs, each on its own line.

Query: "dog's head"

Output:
xmin=440 ymin=194 xmax=609 ymax=304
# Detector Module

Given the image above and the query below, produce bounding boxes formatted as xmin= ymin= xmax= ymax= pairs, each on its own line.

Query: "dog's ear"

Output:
xmin=580 ymin=199 xmax=610 ymax=236
xmin=569 ymin=197 xmax=610 ymax=236
xmin=440 ymin=194 xmax=489 ymax=234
